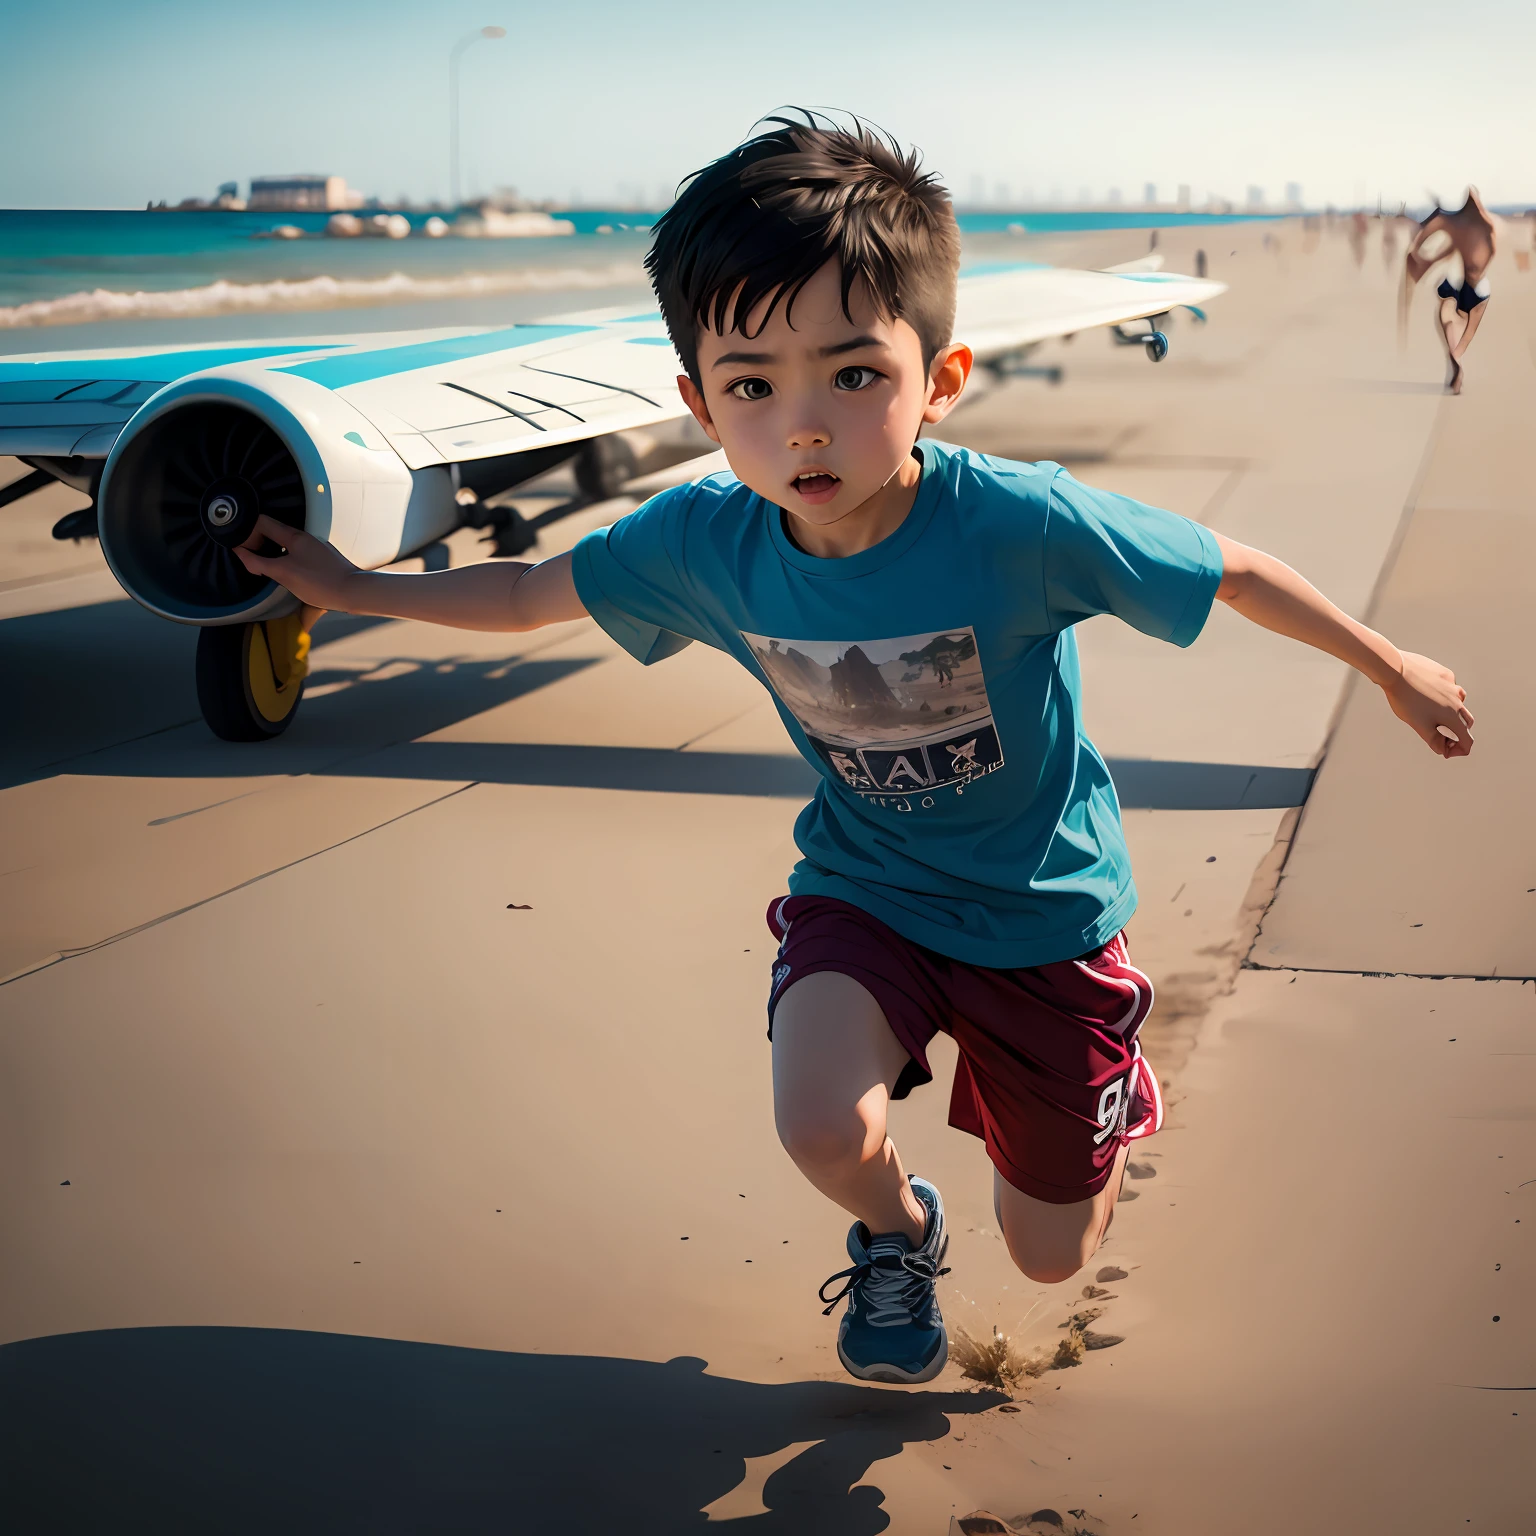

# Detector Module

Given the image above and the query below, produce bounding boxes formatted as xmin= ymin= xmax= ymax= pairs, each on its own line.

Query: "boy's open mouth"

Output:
xmin=791 ymin=470 xmax=841 ymax=504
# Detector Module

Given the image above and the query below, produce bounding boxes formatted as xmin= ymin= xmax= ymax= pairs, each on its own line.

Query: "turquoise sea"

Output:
xmin=0 ymin=207 xmax=1275 ymax=354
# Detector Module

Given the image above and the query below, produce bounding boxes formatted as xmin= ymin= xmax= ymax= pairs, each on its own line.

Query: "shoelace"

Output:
xmin=818 ymin=1244 xmax=951 ymax=1324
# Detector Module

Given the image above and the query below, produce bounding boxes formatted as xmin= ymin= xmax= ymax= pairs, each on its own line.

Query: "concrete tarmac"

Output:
xmin=1 ymin=219 xmax=1530 ymax=1533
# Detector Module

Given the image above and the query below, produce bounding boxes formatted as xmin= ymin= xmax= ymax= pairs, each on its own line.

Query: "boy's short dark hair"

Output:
xmin=647 ymin=111 xmax=961 ymax=384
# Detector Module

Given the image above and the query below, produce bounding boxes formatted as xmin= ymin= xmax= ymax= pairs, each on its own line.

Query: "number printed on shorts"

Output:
xmin=1092 ymin=1076 xmax=1129 ymax=1146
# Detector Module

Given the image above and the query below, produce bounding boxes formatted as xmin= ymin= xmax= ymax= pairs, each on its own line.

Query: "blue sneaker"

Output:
xmin=818 ymin=1176 xmax=950 ymax=1384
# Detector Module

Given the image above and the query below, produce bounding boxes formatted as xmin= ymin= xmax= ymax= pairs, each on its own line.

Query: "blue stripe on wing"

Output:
xmin=279 ymin=324 xmax=599 ymax=388
xmin=0 ymin=343 xmax=339 ymax=384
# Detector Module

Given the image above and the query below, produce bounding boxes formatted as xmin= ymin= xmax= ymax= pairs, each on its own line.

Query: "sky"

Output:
xmin=3 ymin=0 xmax=1534 ymax=211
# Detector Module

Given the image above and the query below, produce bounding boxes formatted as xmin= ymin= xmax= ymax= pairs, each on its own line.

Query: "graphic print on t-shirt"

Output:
xmin=743 ymin=626 xmax=1003 ymax=795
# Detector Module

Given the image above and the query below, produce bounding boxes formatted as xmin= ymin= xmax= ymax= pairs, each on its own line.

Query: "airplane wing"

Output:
xmin=0 ymin=265 xmax=1224 ymax=473
xmin=955 ymin=261 xmax=1225 ymax=359
xmin=0 ymin=322 xmax=687 ymax=470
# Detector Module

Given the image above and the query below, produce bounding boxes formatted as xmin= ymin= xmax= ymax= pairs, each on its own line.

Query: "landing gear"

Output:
xmin=195 ymin=612 xmax=309 ymax=741
xmin=574 ymin=435 xmax=638 ymax=502
xmin=51 ymin=508 xmax=98 ymax=541
xmin=1111 ymin=311 xmax=1172 ymax=362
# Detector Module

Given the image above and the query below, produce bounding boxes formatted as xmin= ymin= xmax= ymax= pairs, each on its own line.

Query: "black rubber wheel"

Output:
xmin=195 ymin=620 xmax=305 ymax=741
xmin=574 ymin=435 xmax=638 ymax=502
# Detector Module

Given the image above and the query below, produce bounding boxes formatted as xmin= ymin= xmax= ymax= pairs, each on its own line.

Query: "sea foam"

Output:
xmin=0 ymin=264 xmax=646 ymax=330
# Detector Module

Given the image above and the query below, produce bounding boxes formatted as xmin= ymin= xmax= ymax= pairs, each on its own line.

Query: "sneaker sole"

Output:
xmin=836 ymin=1324 xmax=949 ymax=1385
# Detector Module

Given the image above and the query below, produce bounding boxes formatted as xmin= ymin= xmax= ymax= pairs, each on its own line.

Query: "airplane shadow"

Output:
xmin=0 ymin=597 xmax=600 ymax=792
xmin=0 ymin=1327 xmax=1003 ymax=1534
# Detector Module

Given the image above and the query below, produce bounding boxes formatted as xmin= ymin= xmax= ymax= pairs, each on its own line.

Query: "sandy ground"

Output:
xmin=1 ymin=220 xmax=1532 ymax=1533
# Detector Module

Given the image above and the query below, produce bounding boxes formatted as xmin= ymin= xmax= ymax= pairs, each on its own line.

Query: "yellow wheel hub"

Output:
xmin=246 ymin=612 xmax=310 ymax=724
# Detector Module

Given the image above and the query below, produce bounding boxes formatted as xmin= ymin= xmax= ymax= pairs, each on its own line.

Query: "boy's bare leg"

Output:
xmin=993 ymin=1141 xmax=1131 ymax=1284
xmin=771 ymin=971 xmax=927 ymax=1244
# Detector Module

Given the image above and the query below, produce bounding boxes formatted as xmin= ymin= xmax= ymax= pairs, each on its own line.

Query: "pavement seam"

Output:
xmin=1303 ymin=394 xmax=1449 ymax=766
xmin=0 ymin=565 xmax=104 ymax=595
xmin=1242 ymin=962 xmax=1535 ymax=983
xmin=1241 ymin=398 xmax=1449 ymax=968
xmin=0 ymin=780 xmax=479 ymax=989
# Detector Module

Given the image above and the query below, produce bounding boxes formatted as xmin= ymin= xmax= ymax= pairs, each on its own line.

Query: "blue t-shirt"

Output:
xmin=571 ymin=440 xmax=1222 ymax=967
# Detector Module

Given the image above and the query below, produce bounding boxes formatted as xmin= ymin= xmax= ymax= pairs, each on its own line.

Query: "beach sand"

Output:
xmin=0 ymin=218 xmax=1531 ymax=1532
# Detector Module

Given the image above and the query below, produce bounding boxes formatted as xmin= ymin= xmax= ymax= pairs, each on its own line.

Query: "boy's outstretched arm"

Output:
xmin=233 ymin=513 xmax=586 ymax=633
xmin=1213 ymin=534 xmax=1474 ymax=758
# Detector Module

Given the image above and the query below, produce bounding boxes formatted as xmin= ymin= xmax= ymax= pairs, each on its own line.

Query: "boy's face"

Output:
xmin=677 ymin=261 xmax=970 ymax=540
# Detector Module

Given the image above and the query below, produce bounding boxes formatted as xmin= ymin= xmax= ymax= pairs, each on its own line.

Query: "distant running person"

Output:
xmin=1402 ymin=189 xmax=1499 ymax=393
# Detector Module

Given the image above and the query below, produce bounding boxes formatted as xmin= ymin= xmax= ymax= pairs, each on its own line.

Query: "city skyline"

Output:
xmin=3 ymin=0 xmax=1534 ymax=211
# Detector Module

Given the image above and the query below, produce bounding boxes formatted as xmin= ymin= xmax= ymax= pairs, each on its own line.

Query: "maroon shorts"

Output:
xmin=766 ymin=895 xmax=1160 ymax=1205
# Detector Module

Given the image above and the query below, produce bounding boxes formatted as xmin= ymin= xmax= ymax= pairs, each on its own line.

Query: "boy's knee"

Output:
xmin=997 ymin=1201 xmax=1103 ymax=1284
xmin=775 ymin=1108 xmax=873 ymax=1174
xmin=1009 ymin=1251 xmax=1087 ymax=1285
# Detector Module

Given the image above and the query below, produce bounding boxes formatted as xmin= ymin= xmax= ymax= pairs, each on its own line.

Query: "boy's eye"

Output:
xmin=833 ymin=366 xmax=880 ymax=392
xmin=728 ymin=377 xmax=773 ymax=401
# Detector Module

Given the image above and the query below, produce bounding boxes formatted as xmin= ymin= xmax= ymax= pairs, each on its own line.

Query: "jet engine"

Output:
xmin=98 ymin=370 xmax=458 ymax=627
xmin=93 ymin=369 xmax=462 ymax=740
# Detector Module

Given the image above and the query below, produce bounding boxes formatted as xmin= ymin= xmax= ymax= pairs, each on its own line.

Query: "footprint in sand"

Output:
xmin=1081 ymin=1284 xmax=1117 ymax=1300
xmin=1016 ymin=1509 xmax=1110 ymax=1535
xmin=1095 ymin=1265 xmax=1129 ymax=1283
xmin=1126 ymin=1161 xmax=1158 ymax=1180
xmin=947 ymin=1507 xmax=1109 ymax=1536
xmin=954 ymin=1513 xmax=1061 ymax=1535
xmin=1081 ymin=1330 xmax=1124 ymax=1350
xmin=1061 ymin=1307 xmax=1105 ymax=1329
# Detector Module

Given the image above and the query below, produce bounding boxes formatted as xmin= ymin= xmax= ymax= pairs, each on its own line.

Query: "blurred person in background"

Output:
xmin=1401 ymin=189 xmax=1498 ymax=394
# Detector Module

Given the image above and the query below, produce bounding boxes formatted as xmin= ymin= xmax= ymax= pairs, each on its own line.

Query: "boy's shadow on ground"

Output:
xmin=0 ymin=1327 xmax=1002 ymax=1534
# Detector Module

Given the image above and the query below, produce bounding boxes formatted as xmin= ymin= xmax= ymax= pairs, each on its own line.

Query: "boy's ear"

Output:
xmin=676 ymin=374 xmax=721 ymax=445
xmin=921 ymin=343 xmax=973 ymax=426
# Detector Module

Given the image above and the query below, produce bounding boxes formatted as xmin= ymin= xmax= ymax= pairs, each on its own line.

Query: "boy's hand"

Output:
xmin=1383 ymin=652 xmax=1474 ymax=758
xmin=234 ymin=515 xmax=362 ymax=611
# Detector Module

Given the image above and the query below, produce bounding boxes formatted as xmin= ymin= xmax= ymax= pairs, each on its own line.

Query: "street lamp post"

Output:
xmin=449 ymin=25 xmax=505 ymax=210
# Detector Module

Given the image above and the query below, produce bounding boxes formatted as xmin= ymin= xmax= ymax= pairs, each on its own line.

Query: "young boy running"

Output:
xmin=238 ymin=116 xmax=1474 ymax=1387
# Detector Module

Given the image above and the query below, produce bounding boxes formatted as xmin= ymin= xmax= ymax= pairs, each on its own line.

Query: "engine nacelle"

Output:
xmin=98 ymin=369 xmax=457 ymax=625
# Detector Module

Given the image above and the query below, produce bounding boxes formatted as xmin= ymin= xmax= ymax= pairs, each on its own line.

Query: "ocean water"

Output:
xmin=0 ymin=207 xmax=1273 ymax=352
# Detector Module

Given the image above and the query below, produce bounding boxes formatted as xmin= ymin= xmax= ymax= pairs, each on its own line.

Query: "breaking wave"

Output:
xmin=0 ymin=264 xmax=647 ymax=330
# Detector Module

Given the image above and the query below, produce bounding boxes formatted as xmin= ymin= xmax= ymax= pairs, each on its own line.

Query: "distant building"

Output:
xmin=214 ymin=181 xmax=246 ymax=211
xmin=1176 ymin=183 xmax=1191 ymax=210
xmin=1285 ymin=182 xmax=1303 ymax=209
xmin=1246 ymin=185 xmax=1266 ymax=209
xmin=249 ymin=174 xmax=360 ymax=212
xmin=1144 ymin=183 xmax=1157 ymax=206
